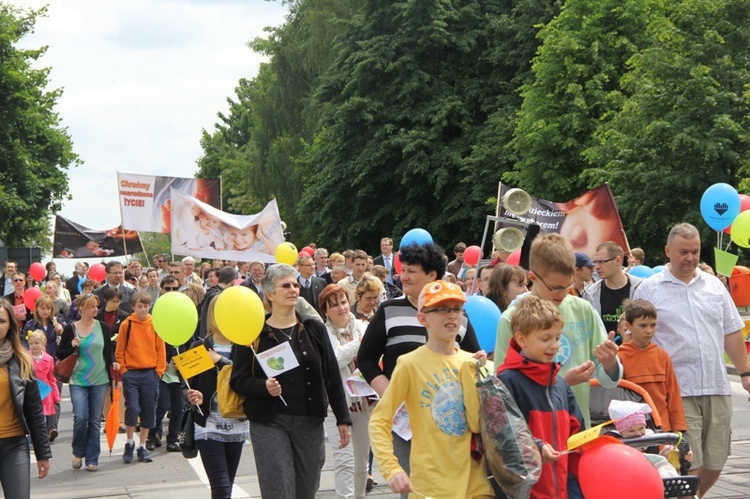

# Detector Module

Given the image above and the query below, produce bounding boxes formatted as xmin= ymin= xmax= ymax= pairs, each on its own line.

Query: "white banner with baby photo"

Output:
xmin=170 ymin=189 xmax=284 ymax=263
xmin=117 ymin=172 xmax=223 ymax=233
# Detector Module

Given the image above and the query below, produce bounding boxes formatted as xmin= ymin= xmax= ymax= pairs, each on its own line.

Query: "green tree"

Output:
xmin=0 ymin=5 xmax=80 ymax=250
xmin=585 ymin=0 xmax=750 ymax=259
xmin=299 ymin=0 xmax=543 ymax=250
xmin=197 ymin=0 xmax=360 ymax=229
xmin=507 ymin=0 xmax=664 ymax=200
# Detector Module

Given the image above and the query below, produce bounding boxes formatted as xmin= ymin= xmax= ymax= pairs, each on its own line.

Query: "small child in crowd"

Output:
xmin=497 ymin=295 xmax=584 ymax=499
xmin=28 ymin=330 xmax=61 ymax=442
xmin=115 ymin=291 xmax=166 ymax=464
xmin=369 ymin=281 xmax=493 ymax=498
xmin=607 ymin=400 xmax=691 ymax=478
xmin=617 ymin=299 xmax=686 ymax=433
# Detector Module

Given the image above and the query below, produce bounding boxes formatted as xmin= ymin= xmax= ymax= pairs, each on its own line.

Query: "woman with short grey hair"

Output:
xmin=230 ymin=264 xmax=352 ymax=499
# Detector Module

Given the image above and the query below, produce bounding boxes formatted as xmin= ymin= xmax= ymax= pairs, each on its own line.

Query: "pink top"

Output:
xmin=32 ymin=352 xmax=60 ymax=416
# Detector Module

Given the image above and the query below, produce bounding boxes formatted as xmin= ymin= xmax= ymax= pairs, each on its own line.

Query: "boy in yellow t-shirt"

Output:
xmin=369 ymin=281 xmax=493 ymax=498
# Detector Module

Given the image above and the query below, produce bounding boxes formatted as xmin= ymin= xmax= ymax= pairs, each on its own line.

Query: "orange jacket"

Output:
xmin=618 ymin=342 xmax=687 ymax=432
xmin=115 ymin=314 xmax=167 ymax=377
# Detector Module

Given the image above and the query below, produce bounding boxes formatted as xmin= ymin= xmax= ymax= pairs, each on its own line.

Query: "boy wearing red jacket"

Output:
xmin=115 ymin=291 xmax=166 ymax=464
xmin=497 ymin=295 xmax=584 ymax=499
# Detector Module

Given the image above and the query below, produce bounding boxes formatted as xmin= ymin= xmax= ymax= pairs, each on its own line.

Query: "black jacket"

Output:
xmin=6 ymin=356 xmax=52 ymax=461
xmin=57 ymin=321 xmax=115 ymax=384
xmin=230 ymin=314 xmax=352 ymax=426
xmin=182 ymin=337 xmax=233 ymax=427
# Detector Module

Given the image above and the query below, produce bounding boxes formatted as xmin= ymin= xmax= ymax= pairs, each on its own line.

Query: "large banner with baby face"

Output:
xmin=170 ymin=189 xmax=284 ymax=263
xmin=117 ymin=172 xmax=222 ymax=233
xmin=53 ymin=216 xmax=143 ymax=258
xmin=497 ymin=183 xmax=629 ymax=256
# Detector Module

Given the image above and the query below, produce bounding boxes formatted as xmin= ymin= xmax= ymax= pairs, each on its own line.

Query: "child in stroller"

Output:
xmin=590 ymin=379 xmax=698 ymax=498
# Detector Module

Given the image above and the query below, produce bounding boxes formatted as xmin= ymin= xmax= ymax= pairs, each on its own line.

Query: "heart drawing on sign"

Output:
xmin=267 ymin=357 xmax=285 ymax=370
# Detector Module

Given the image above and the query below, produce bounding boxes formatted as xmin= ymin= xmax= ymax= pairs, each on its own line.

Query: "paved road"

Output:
xmin=25 ymin=377 xmax=750 ymax=498
xmin=28 ymin=385 xmax=393 ymax=499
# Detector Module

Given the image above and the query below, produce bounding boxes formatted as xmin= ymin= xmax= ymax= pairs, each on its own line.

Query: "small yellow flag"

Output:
xmin=567 ymin=420 xmax=614 ymax=450
xmin=173 ymin=345 xmax=214 ymax=380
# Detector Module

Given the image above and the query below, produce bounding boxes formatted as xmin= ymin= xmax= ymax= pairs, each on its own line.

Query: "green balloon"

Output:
xmin=152 ymin=292 xmax=198 ymax=346
xmin=731 ymin=211 xmax=750 ymax=248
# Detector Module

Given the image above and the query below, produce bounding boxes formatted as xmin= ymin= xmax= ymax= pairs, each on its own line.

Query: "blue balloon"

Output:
xmin=629 ymin=265 xmax=654 ymax=278
xmin=399 ymin=228 xmax=433 ymax=249
xmin=463 ymin=295 xmax=502 ymax=353
xmin=700 ymin=183 xmax=740 ymax=231
xmin=651 ymin=265 xmax=665 ymax=275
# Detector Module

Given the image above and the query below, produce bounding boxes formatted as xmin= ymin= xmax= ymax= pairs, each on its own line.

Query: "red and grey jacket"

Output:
xmin=497 ymin=339 xmax=584 ymax=499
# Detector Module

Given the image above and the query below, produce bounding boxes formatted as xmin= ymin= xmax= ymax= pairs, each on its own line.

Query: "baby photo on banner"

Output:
xmin=170 ymin=189 xmax=284 ymax=263
xmin=117 ymin=172 xmax=222 ymax=233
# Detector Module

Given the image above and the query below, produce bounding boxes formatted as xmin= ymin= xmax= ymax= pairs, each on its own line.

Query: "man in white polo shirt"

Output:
xmin=634 ymin=222 xmax=750 ymax=498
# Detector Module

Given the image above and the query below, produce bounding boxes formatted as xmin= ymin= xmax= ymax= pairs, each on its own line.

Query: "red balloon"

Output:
xmin=506 ymin=250 xmax=521 ymax=266
xmin=88 ymin=263 xmax=107 ymax=282
xmin=29 ymin=262 xmax=46 ymax=282
xmin=23 ymin=288 xmax=43 ymax=312
xmin=725 ymin=194 xmax=750 ymax=234
xmin=300 ymin=246 xmax=315 ymax=257
xmin=578 ymin=444 xmax=663 ymax=499
xmin=394 ymin=252 xmax=402 ymax=274
xmin=463 ymin=245 xmax=482 ymax=266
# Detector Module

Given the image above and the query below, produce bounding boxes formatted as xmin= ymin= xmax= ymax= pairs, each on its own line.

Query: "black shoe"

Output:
xmin=146 ymin=439 xmax=155 ymax=451
xmin=166 ymin=443 xmax=181 ymax=452
xmin=366 ymin=475 xmax=374 ymax=491
xmin=154 ymin=435 xmax=162 ymax=448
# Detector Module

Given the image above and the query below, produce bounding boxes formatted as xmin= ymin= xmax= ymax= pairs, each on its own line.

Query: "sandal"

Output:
xmin=72 ymin=456 xmax=83 ymax=470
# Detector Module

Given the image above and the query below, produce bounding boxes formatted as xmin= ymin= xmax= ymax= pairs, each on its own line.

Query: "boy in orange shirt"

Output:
xmin=617 ymin=299 xmax=686 ymax=432
xmin=115 ymin=291 xmax=166 ymax=464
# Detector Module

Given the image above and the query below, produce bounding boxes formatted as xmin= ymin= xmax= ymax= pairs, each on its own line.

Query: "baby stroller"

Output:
xmin=589 ymin=379 xmax=700 ymax=498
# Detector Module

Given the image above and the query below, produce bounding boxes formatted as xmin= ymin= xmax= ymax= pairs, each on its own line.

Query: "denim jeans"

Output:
xmin=0 ymin=435 xmax=30 ymax=499
xmin=70 ymin=383 xmax=108 ymax=466
xmin=197 ymin=439 xmax=244 ymax=499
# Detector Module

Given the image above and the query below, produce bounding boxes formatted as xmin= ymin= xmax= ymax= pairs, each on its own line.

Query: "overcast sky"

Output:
xmin=8 ymin=0 xmax=289 ymax=275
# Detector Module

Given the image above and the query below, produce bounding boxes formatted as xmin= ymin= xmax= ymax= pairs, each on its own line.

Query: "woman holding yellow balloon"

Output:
xmin=229 ymin=264 xmax=352 ymax=499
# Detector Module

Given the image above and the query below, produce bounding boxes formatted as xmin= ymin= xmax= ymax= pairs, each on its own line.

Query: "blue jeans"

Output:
xmin=70 ymin=383 xmax=108 ymax=466
xmin=0 ymin=435 xmax=30 ymax=499
xmin=197 ymin=439 xmax=244 ymax=499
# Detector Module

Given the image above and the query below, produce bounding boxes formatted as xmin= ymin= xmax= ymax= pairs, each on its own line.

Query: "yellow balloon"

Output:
xmin=731 ymin=211 xmax=750 ymax=248
xmin=275 ymin=241 xmax=298 ymax=265
xmin=215 ymin=286 xmax=266 ymax=346
xmin=152 ymin=292 xmax=199 ymax=346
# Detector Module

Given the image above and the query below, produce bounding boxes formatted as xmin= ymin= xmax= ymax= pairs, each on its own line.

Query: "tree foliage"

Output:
xmin=196 ymin=0 xmax=359 ymax=225
xmin=0 ymin=5 xmax=79 ymax=250
xmin=200 ymin=0 xmax=750 ymax=261
xmin=298 ymin=0 xmax=560 ymax=249
xmin=585 ymin=0 xmax=750 ymax=257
